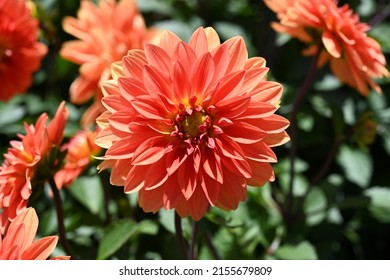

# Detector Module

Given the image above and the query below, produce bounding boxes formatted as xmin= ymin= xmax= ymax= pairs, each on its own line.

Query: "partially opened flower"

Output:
xmin=55 ymin=129 xmax=100 ymax=189
xmin=0 ymin=0 xmax=47 ymax=101
xmin=0 ymin=102 xmax=68 ymax=234
xmin=60 ymin=0 xmax=160 ymax=126
xmin=264 ymin=0 xmax=389 ymax=96
xmin=95 ymin=27 xmax=290 ymax=221
xmin=0 ymin=207 xmax=69 ymax=259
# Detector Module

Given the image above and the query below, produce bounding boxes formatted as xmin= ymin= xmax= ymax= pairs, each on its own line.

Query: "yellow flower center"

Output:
xmin=172 ymin=96 xmax=215 ymax=145
xmin=182 ymin=110 xmax=207 ymax=138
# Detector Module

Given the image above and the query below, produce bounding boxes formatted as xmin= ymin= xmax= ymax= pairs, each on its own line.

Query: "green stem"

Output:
xmin=204 ymin=231 xmax=221 ymax=260
xmin=286 ymin=47 xmax=322 ymax=228
xmin=174 ymin=212 xmax=188 ymax=259
xmin=188 ymin=220 xmax=199 ymax=260
xmin=48 ymin=178 xmax=77 ymax=259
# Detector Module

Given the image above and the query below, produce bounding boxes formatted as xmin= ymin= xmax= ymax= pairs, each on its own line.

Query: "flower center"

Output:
xmin=181 ymin=110 xmax=208 ymax=138
xmin=171 ymin=96 xmax=214 ymax=144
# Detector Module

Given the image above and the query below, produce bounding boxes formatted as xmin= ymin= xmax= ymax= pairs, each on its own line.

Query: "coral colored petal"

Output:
xmin=144 ymin=44 xmax=171 ymax=77
xmin=187 ymin=186 xmax=210 ymax=221
xmin=247 ymin=161 xmax=274 ymax=186
xmin=111 ymin=159 xmax=133 ymax=186
xmin=143 ymin=65 xmax=176 ymax=105
xmin=177 ymin=158 xmax=197 ymax=200
xmin=244 ymin=57 xmax=267 ymax=69
xmin=188 ymin=27 xmax=209 ymax=55
xmin=138 ymin=188 xmax=165 ymax=213
xmin=211 ymin=44 xmax=229 ymax=81
xmin=235 ymin=102 xmax=277 ymax=120
xmin=159 ymin=30 xmax=182 ymax=57
xmin=263 ymin=131 xmax=291 ymax=147
xmin=122 ymin=51 xmax=147 ymax=80
xmin=215 ymin=135 xmax=246 ymax=160
xmin=190 ymin=53 xmax=216 ymax=100
xmin=322 ymin=31 xmax=342 ymax=58
xmin=131 ymin=96 xmax=170 ymax=120
xmin=9 ymin=208 xmax=38 ymax=253
xmin=204 ymin=27 xmax=221 ymax=51
xmin=202 ymin=149 xmax=223 ymax=184
xmin=1 ymin=224 xmax=25 ymax=255
xmin=240 ymin=67 xmax=270 ymax=94
xmin=251 ymin=81 xmax=283 ymax=105
xmin=208 ymin=71 xmax=245 ymax=105
xmin=118 ymin=77 xmax=148 ymax=101
xmin=224 ymin=37 xmax=248 ymax=73
xmin=0 ymin=245 xmax=20 ymax=260
xmin=221 ymin=157 xmax=252 ymax=178
xmin=132 ymin=136 xmax=168 ymax=165
xmin=242 ymin=141 xmax=278 ymax=163
xmin=256 ymin=115 xmax=290 ymax=133
xmin=215 ymin=173 xmax=246 ymax=210
xmin=144 ymin=166 xmax=169 ymax=190
xmin=70 ymin=77 xmax=98 ymax=105
xmin=21 ymin=236 xmax=58 ymax=260
xmin=224 ymin=121 xmax=266 ymax=144
xmin=124 ymin=165 xmax=148 ymax=193
xmin=165 ymin=146 xmax=189 ymax=175
xmin=200 ymin=173 xmax=221 ymax=206
xmin=216 ymin=96 xmax=251 ymax=119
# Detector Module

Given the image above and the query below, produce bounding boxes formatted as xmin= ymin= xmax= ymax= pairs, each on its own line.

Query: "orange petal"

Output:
xmin=21 ymin=236 xmax=58 ymax=260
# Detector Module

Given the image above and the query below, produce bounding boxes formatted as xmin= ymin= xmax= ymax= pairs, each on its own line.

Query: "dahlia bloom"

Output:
xmin=60 ymin=0 xmax=160 ymax=126
xmin=0 ymin=207 xmax=69 ymax=260
xmin=0 ymin=102 xmax=68 ymax=234
xmin=55 ymin=129 xmax=100 ymax=189
xmin=95 ymin=27 xmax=290 ymax=220
xmin=264 ymin=0 xmax=389 ymax=96
xmin=0 ymin=0 xmax=47 ymax=101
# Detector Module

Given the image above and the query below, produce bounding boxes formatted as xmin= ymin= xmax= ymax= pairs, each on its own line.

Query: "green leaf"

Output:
xmin=136 ymin=0 xmax=174 ymax=16
xmin=97 ymin=219 xmax=159 ymax=259
xmin=304 ymin=188 xmax=327 ymax=226
xmin=0 ymin=102 xmax=25 ymax=126
xmin=137 ymin=220 xmax=159 ymax=235
xmin=275 ymin=241 xmax=318 ymax=260
xmin=336 ymin=145 xmax=373 ymax=188
xmin=97 ymin=220 xmax=136 ymax=260
xmin=68 ymin=176 xmax=104 ymax=215
xmin=364 ymin=186 xmax=390 ymax=223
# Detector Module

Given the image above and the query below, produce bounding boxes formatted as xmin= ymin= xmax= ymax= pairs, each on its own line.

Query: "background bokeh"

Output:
xmin=1 ymin=0 xmax=390 ymax=259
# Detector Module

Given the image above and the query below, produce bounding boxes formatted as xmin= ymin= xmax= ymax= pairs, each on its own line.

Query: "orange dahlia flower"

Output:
xmin=60 ymin=0 xmax=160 ymax=126
xmin=0 ymin=207 xmax=69 ymax=259
xmin=0 ymin=102 xmax=68 ymax=234
xmin=0 ymin=0 xmax=47 ymax=101
xmin=264 ymin=0 xmax=389 ymax=96
xmin=95 ymin=27 xmax=290 ymax=221
xmin=55 ymin=129 xmax=100 ymax=189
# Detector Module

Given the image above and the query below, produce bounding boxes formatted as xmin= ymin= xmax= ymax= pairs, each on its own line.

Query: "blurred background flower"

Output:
xmin=0 ymin=0 xmax=47 ymax=101
xmin=0 ymin=207 xmax=69 ymax=259
xmin=265 ymin=0 xmax=389 ymax=96
xmin=0 ymin=102 xmax=68 ymax=233
xmin=60 ymin=0 xmax=161 ymax=127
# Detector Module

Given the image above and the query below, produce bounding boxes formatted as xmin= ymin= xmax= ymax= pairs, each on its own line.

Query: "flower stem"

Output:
xmin=369 ymin=4 xmax=390 ymax=27
xmin=48 ymin=178 xmax=77 ymax=259
xmin=99 ymin=171 xmax=112 ymax=225
xmin=309 ymin=136 xmax=343 ymax=188
xmin=204 ymin=231 xmax=221 ymax=260
xmin=286 ymin=47 xmax=322 ymax=228
xmin=188 ymin=220 xmax=199 ymax=260
xmin=174 ymin=212 xmax=188 ymax=259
